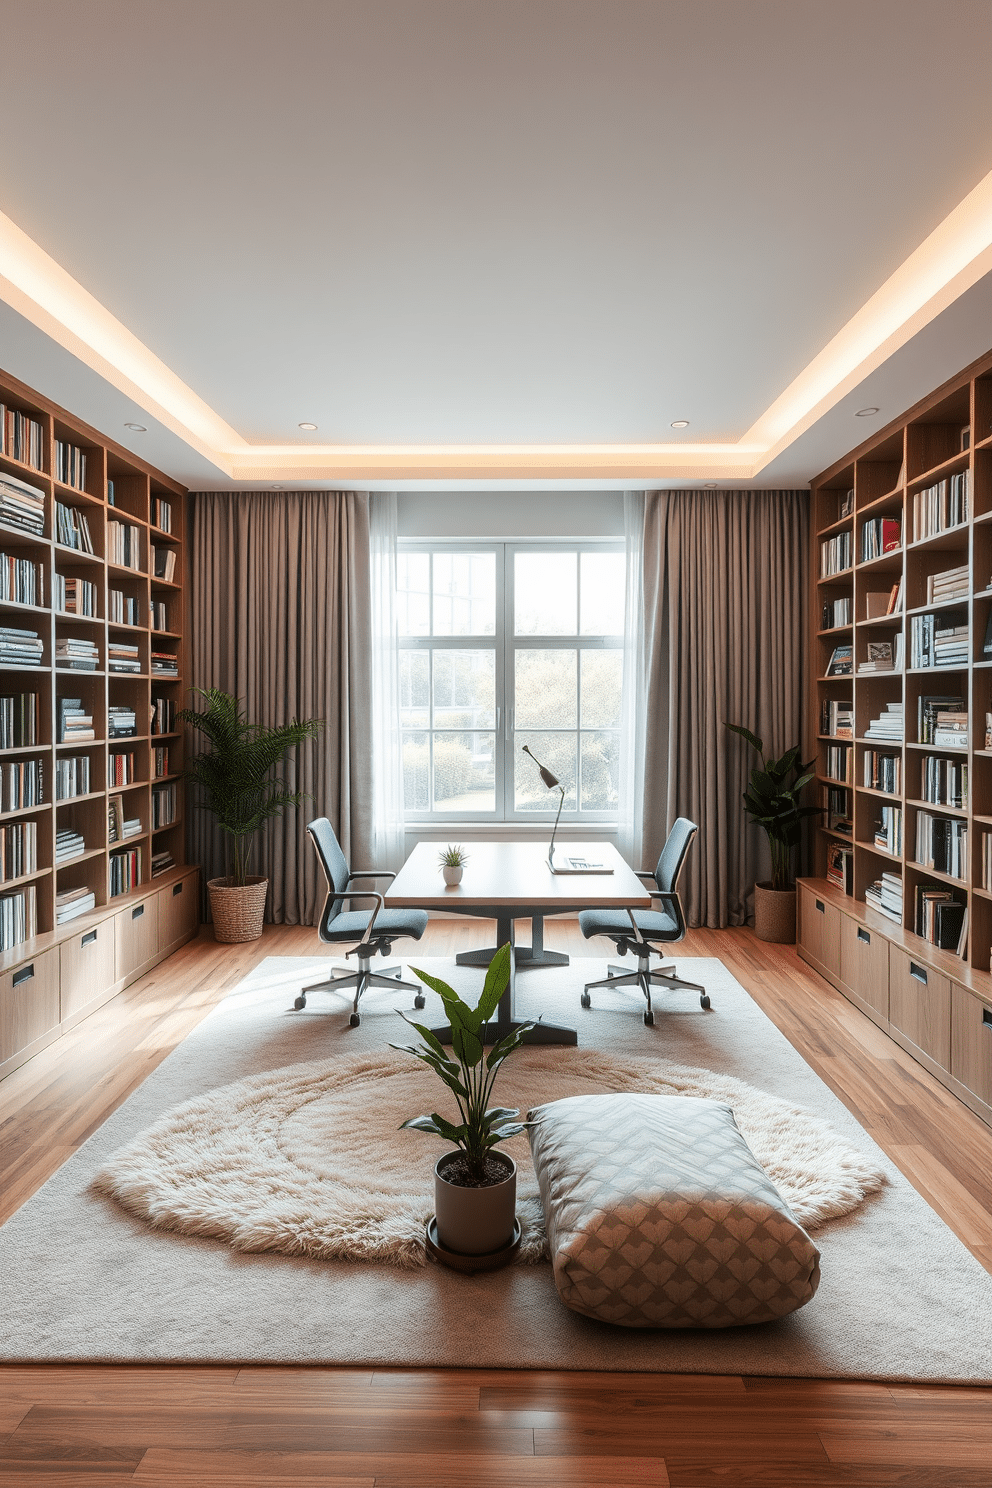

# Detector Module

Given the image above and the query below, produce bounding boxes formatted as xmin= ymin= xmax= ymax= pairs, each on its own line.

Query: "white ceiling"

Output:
xmin=1 ymin=0 xmax=992 ymax=488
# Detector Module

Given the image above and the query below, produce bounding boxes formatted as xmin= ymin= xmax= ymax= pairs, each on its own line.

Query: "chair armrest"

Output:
xmin=325 ymin=889 xmax=386 ymax=941
xmin=625 ymin=888 xmax=687 ymax=943
xmin=635 ymin=871 xmax=657 ymax=882
xmin=347 ymin=870 xmax=397 ymax=882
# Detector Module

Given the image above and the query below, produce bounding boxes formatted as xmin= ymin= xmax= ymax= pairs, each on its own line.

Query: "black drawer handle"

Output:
xmin=173 ymin=882 xmax=183 ymax=896
xmin=132 ymin=905 xmax=144 ymax=920
xmin=857 ymin=928 xmax=870 ymax=944
xmin=983 ymin=1009 xmax=992 ymax=1029
xmin=13 ymin=963 xmax=34 ymax=986
xmin=815 ymin=899 xmax=825 ymax=914
xmin=81 ymin=930 xmax=97 ymax=946
xmin=910 ymin=962 xmax=928 ymax=984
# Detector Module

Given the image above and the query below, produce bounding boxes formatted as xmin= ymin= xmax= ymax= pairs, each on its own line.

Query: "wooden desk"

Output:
xmin=386 ymin=841 xmax=652 ymax=1045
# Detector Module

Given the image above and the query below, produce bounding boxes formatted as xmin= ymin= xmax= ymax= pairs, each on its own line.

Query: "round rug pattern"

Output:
xmin=92 ymin=1047 xmax=887 ymax=1267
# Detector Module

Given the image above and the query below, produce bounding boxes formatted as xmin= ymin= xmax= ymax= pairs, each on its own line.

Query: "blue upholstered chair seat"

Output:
xmin=322 ymin=907 xmax=429 ymax=941
xmin=578 ymin=907 xmax=678 ymax=941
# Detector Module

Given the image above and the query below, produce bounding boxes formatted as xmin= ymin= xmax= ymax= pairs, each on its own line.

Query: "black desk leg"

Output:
xmin=455 ymin=914 xmax=569 ymax=970
xmin=432 ymin=913 xmax=577 ymax=1047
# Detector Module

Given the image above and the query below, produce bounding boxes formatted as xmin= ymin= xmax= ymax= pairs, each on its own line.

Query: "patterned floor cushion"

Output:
xmin=528 ymin=1091 xmax=821 ymax=1328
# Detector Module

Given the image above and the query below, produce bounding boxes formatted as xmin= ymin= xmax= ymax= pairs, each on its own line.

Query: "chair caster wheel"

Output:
xmin=414 ymin=994 xmax=425 ymax=1009
xmin=580 ymin=991 xmax=591 ymax=1009
xmin=350 ymin=1012 xmax=361 ymax=1027
xmin=294 ymin=996 xmax=306 ymax=1010
xmin=644 ymin=1010 xmax=654 ymax=1026
xmin=700 ymin=994 xmax=711 ymax=1010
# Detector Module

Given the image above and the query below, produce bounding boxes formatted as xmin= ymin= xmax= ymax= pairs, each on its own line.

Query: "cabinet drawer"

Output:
xmin=798 ymin=885 xmax=841 ymax=976
xmin=0 ymin=949 xmax=59 ymax=1063
xmin=60 ymin=922 xmax=117 ymax=1020
xmin=839 ymin=917 xmax=889 ymax=1017
xmin=157 ymin=874 xmax=198 ymax=951
xmin=888 ymin=946 xmax=951 ymax=1068
xmin=115 ymin=896 xmax=159 ymax=981
xmin=951 ymin=985 xmax=992 ymax=1109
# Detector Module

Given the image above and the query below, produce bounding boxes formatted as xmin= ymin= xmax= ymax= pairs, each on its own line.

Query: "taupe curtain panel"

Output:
xmin=189 ymin=490 xmax=373 ymax=925
xmin=641 ymin=490 xmax=809 ymax=928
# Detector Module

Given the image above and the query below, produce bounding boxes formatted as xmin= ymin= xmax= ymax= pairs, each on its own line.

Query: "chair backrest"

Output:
xmin=307 ymin=817 xmax=350 ymax=934
xmin=654 ymin=817 xmax=698 ymax=894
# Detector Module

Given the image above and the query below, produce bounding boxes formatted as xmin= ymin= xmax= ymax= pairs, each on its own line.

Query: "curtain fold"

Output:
xmin=640 ymin=489 xmax=809 ymax=928
xmin=189 ymin=490 xmax=373 ymax=924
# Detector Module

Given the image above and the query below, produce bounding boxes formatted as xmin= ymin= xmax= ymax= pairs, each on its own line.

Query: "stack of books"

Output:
xmin=0 ymin=627 xmax=43 ymax=667
xmin=0 ymin=692 xmax=37 ymax=747
xmin=0 ymin=821 xmax=37 ymax=881
xmin=865 ymin=702 xmax=904 ymax=741
xmin=826 ymin=842 xmax=853 ymax=892
xmin=124 ymin=815 xmax=142 ymax=838
xmin=55 ymin=502 xmax=94 ymax=553
xmin=826 ymin=743 xmax=852 ymax=782
xmin=0 ymin=406 xmax=43 ymax=468
xmin=151 ymin=651 xmax=179 ymax=678
xmin=0 ymin=552 xmax=43 ymax=606
xmin=55 ymin=756 xmax=90 ymax=800
xmin=151 ymin=849 xmax=175 ymax=877
xmin=858 ymin=637 xmax=902 ymax=674
xmin=108 ymin=590 xmax=140 ymax=625
xmin=864 ymin=750 xmax=900 ymax=793
xmin=151 ymin=696 xmax=176 ymax=734
xmin=874 ymin=805 xmax=902 ymax=856
xmin=926 ymin=563 xmax=969 ymax=604
xmin=58 ymin=698 xmax=95 ymax=743
xmin=152 ymin=783 xmax=177 ymax=828
xmin=55 ymin=636 xmax=99 ymax=671
xmin=915 ymin=812 xmax=967 ymax=880
xmin=108 ymin=520 xmax=142 ymax=570
xmin=153 ymin=546 xmax=177 ymax=582
xmin=55 ymin=827 xmax=85 ymax=864
xmin=0 ymin=472 xmax=45 ymax=536
xmin=108 ymin=642 xmax=141 ymax=673
xmin=821 ymin=596 xmax=852 ymax=629
xmin=0 ymin=883 xmax=37 ymax=950
xmin=915 ymin=883 xmax=967 ymax=953
xmin=55 ymin=886 xmax=95 ymax=925
xmin=859 ymin=517 xmax=901 ymax=561
xmin=918 ymin=695 xmax=967 ymax=747
xmin=865 ymin=872 xmax=903 ymax=924
xmin=0 ymin=757 xmax=43 ymax=811
xmin=153 ymin=498 xmax=172 ymax=533
xmin=54 ymin=574 xmax=98 ymax=615
xmin=55 ymin=438 xmax=87 ymax=490
xmin=109 ymin=846 xmax=141 ymax=897
xmin=108 ymin=705 xmax=137 ymax=737
xmin=821 ymin=699 xmax=853 ymax=738
xmin=108 ymin=751 xmax=135 ymax=786
xmin=909 ymin=613 xmax=968 ymax=669
xmin=912 ymin=471 xmax=969 ymax=540
xmin=921 ymin=755 xmax=967 ymax=809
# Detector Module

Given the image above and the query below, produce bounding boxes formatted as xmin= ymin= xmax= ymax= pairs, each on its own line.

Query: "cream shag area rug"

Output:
xmin=93 ymin=1046 xmax=886 ymax=1266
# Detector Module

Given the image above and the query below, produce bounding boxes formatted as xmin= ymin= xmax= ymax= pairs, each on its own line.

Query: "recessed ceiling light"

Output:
xmin=298 ymin=422 xmax=318 ymax=431
xmin=124 ymin=422 xmax=146 ymax=432
xmin=271 ymin=484 xmax=283 ymax=489
xmin=704 ymin=482 xmax=718 ymax=488
xmin=855 ymin=407 xmax=880 ymax=417
xmin=670 ymin=420 xmax=690 ymax=429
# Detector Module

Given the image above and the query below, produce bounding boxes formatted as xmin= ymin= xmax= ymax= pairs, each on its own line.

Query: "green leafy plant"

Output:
xmin=725 ymin=724 xmax=819 ymax=892
xmin=391 ymin=943 xmax=533 ymax=1181
xmin=438 ymin=844 xmax=468 ymax=868
xmin=178 ymin=687 xmax=323 ymax=886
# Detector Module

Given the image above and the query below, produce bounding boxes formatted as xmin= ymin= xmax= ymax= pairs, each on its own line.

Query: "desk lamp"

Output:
xmin=522 ymin=744 xmax=565 ymax=871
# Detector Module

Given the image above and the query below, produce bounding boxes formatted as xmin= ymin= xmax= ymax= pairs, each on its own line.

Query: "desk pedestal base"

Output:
xmin=455 ymin=914 xmax=569 ymax=971
xmin=433 ymin=916 xmax=577 ymax=1047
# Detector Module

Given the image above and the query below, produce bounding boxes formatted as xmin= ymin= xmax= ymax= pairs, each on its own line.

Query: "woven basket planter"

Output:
xmin=754 ymin=883 xmax=797 ymax=944
xmin=207 ymin=876 xmax=268 ymax=943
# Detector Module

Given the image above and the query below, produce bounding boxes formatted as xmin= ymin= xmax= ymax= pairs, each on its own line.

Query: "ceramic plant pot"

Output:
xmin=207 ymin=876 xmax=268 ymax=943
xmin=754 ymin=882 xmax=797 ymax=944
xmin=442 ymin=865 xmax=464 ymax=886
xmin=434 ymin=1151 xmax=516 ymax=1254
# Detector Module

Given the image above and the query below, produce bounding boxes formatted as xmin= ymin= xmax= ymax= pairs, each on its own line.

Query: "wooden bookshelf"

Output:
xmin=0 ymin=367 xmax=197 ymax=1078
xmin=802 ymin=347 xmax=992 ymax=1127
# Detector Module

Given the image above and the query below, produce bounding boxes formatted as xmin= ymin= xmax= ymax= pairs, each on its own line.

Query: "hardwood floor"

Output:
xmin=1 ymin=919 xmax=991 ymax=1485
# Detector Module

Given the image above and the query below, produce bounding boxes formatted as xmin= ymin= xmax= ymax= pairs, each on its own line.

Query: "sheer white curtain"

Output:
xmin=617 ymin=490 xmax=645 ymax=867
xmin=369 ymin=493 xmax=406 ymax=869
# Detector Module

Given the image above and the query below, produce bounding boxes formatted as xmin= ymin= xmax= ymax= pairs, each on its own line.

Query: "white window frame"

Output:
xmin=399 ymin=538 xmax=624 ymax=824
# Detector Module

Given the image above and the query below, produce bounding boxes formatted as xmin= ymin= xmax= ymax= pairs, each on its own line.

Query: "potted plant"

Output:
xmin=725 ymin=723 xmax=819 ymax=944
xmin=438 ymin=844 xmax=468 ymax=885
xmin=392 ymin=943 xmax=533 ymax=1259
xmin=179 ymin=688 xmax=323 ymax=943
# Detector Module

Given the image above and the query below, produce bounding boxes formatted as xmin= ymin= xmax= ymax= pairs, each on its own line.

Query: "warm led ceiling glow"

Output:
xmin=856 ymin=407 xmax=880 ymax=417
xmin=124 ymin=422 xmax=147 ymax=432
xmin=2 ymin=165 xmax=992 ymax=484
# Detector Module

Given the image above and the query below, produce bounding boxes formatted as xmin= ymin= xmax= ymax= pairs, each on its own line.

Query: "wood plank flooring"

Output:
xmin=1 ymin=918 xmax=991 ymax=1485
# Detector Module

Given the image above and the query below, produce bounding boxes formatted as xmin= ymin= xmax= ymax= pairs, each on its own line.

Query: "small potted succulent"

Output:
xmin=392 ymin=943 xmax=533 ymax=1258
xmin=438 ymin=844 xmax=468 ymax=886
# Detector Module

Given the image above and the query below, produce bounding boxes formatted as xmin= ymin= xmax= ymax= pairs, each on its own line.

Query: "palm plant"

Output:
xmin=391 ymin=943 xmax=533 ymax=1182
xmin=178 ymin=688 xmax=323 ymax=886
xmin=725 ymin=723 xmax=819 ymax=891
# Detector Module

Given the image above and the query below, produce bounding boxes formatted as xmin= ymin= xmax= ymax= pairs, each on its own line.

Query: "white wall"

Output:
xmin=398 ymin=491 xmax=624 ymax=538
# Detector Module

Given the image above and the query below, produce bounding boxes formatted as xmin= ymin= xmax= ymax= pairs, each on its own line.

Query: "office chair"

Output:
xmin=577 ymin=817 xmax=709 ymax=1025
xmin=298 ymin=817 xmax=429 ymax=1026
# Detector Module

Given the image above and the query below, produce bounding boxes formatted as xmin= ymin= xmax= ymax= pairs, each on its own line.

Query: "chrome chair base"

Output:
xmin=296 ymin=958 xmax=425 ymax=1026
xmin=581 ymin=958 xmax=710 ymax=1026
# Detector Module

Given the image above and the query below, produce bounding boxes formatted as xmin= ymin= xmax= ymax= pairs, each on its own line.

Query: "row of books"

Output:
xmin=0 ymin=692 xmax=37 ymax=748
xmin=820 ymin=531 xmax=852 ymax=578
xmin=865 ymin=581 xmax=902 ymax=618
xmin=860 ymin=517 xmax=900 ymax=562
xmin=151 ymin=696 xmax=176 ymax=735
xmin=0 ymin=821 xmax=37 ymax=882
xmin=864 ymin=750 xmax=900 ymax=793
xmin=919 ymin=695 xmax=967 ymax=748
xmin=151 ymin=599 xmax=169 ymax=631
xmin=0 ymin=407 xmax=43 ymax=470
xmin=981 ymin=832 xmax=992 ymax=891
xmin=56 ymin=886 xmax=95 ymax=925
xmin=865 ymin=702 xmax=903 ymax=741
xmin=108 ymin=751 xmax=136 ymax=786
xmin=821 ymin=596 xmax=851 ymax=629
xmin=858 ymin=636 xmax=902 ymax=674
xmin=914 ymin=811 xmax=967 ymax=881
xmin=0 ymin=552 xmax=43 ymax=607
xmin=909 ymin=613 xmax=968 ymax=670
xmin=151 ymin=651 xmax=178 ymax=677
xmin=110 ymin=846 xmax=141 ymax=898
xmin=109 ymin=642 xmax=140 ymax=674
xmin=826 ymin=842 xmax=853 ymax=893
xmin=825 ymin=644 xmax=852 ymax=676
xmin=826 ymin=742 xmax=852 ymax=783
xmin=0 ymin=472 xmax=45 ymax=538
xmin=108 ymin=705 xmax=136 ymax=738
xmin=59 ymin=698 xmax=94 ymax=744
xmin=54 ymin=439 xmax=87 ymax=491
xmin=927 ymin=563 xmax=969 ymax=605
xmin=55 ymin=637 xmax=99 ymax=671
xmin=823 ymin=785 xmax=851 ymax=834
xmin=915 ymin=883 xmax=967 ymax=954
xmin=912 ymin=471 xmax=969 ymax=542
xmin=152 ymin=745 xmax=170 ymax=778
xmin=0 ymin=757 xmax=43 ymax=811
xmin=55 ymin=756 xmax=90 ymax=801
xmin=0 ymin=883 xmax=37 ymax=950
xmin=55 ymin=828 xmax=85 ymax=864
xmin=108 ymin=520 xmax=142 ymax=571
xmin=54 ymin=574 xmax=98 ymax=616
xmin=0 ymin=627 xmax=43 ymax=668
xmin=109 ymin=590 xmax=140 ymax=625
xmin=865 ymin=871 xmax=903 ymax=924
xmin=55 ymin=502 xmax=95 ymax=555
xmin=153 ymin=498 xmax=172 ymax=533
xmin=153 ymin=546 xmax=177 ymax=582
xmin=921 ymin=755 xmax=967 ymax=809
xmin=875 ymin=805 xmax=902 ymax=856
xmin=821 ymin=698 xmax=853 ymax=738
xmin=152 ymin=783 xmax=177 ymax=828
xmin=108 ymin=794 xmax=142 ymax=845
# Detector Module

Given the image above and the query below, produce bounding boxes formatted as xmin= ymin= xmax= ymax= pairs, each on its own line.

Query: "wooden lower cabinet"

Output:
xmin=950 ymin=984 xmax=992 ymax=1112
xmin=839 ymin=917 xmax=888 ymax=1020
xmin=157 ymin=874 xmax=198 ymax=953
xmin=60 ymin=921 xmax=116 ymax=1023
xmin=115 ymin=895 xmax=160 ymax=982
xmin=888 ymin=946 xmax=951 ymax=1068
xmin=0 ymin=949 xmax=60 ymax=1066
xmin=797 ymin=884 xmax=842 ymax=979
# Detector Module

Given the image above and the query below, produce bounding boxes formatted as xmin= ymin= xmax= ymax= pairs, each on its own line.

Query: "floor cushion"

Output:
xmin=527 ymin=1091 xmax=821 ymax=1328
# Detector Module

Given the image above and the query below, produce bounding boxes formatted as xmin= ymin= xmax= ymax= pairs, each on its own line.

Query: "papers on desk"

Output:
xmin=550 ymin=855 xmax=614 ymax=874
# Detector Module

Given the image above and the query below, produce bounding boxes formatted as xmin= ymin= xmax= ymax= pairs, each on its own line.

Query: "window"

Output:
xmin=398 ymin=542 xmax=625 ymax=821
